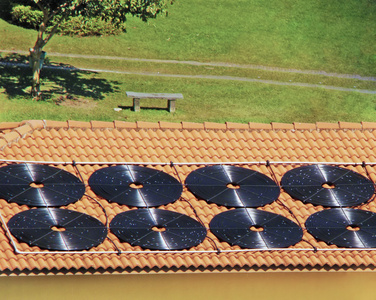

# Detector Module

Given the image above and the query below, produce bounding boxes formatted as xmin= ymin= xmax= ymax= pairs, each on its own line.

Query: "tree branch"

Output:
xmin=44 ymin=12 xmax=74 ymax=45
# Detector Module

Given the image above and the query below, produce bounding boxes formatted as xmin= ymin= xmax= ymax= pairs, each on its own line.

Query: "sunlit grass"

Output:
xmin=1 ymin=71 xmax=375 ymax=124
xmin=1 ymin=0 xmax=375 ymax=75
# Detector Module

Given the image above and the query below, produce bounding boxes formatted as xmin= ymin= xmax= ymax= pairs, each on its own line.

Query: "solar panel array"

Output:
xmin=1 ymin=163 xmax=376 ymax=251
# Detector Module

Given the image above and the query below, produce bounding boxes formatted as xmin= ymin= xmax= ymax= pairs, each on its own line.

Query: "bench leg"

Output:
xmin=168 ymin=99 xmax=176 ymax=113
xmin=133 ymin=98 xmax=140 ymax=112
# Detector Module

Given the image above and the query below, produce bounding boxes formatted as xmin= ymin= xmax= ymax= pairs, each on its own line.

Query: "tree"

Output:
xmin=19 ymin=0 xmax=171 ymax=100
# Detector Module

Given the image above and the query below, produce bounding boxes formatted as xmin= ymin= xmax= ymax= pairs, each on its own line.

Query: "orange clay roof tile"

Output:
xmin=226 ymin=122 xmax=249 ymax=130
xmin=316 ymin=122 xmax=340 ymax=130
xmin=1 ymin=121 xmax=376 ymax=275
xmin=68 ymin=120 xmax=91 ymax=129
xmin=338 ymin=121 xmax=363 ymax=130
xmin=248 ymin=122 xmax=272 ymax=130
xmin=181 ymin=122 xmax=204 ymax=130
xmin=271 ymin=122 xmax=294 ymax=130
xmin=361 ymin=122 xmax=376 ymax=130
xmin=159 ymin=121 xmax=182 ymax=130
xmin=90 ymin=121 xmax=115 ymax=129
xmin=204 ymin=122 xmax=227 ymax=131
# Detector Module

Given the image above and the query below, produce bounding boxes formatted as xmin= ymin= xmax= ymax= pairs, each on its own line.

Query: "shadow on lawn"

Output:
xmin=0 ymin=53 xmax=119 ymax=101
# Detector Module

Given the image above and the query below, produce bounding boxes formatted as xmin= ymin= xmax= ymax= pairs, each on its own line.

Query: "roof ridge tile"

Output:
xmin=0 ymin=121 xmax=44 ymax=150
xmin=14 ymin=124 xmax=34 ymax=138
xmin=361 ymin=122 xmax=376 ymax=130
xmin=293 ymin=122 xmax=317 ymax=130
xmin=19 ymin=120 xmax=46 ymax=130
xmin=45 ymin=120 xmax=69 ymax=129
xmin=0 ymin=122 xmax=22 ymax=131
xmin=159 ymin=122 xmax=182 ymax=130
xmin=181 ymin=122 xmax=204 ymax=130
xmin=204 ymin=122 xmax=227 ymax=130
xmin=90 ymin=121 xmax=115 ymax=129
xmin=316 ymin=122 xmax=340 ymax=130
xmin=248 ymin=122 xmax=272 ymax=130
xmin=225 ymin=122 xmax=249 ymax=130
xmin=136 ymin=121 xmax=160 ymax=129
xmin=113 ymin=121 xmax=137 ymax=129
xmin=67 ymin=120 xmax=91 ymax=129
xmin=338 ymin=122 xmax=363 ymax=130
xmin=271 ymin=123 xmax=294 ymax=130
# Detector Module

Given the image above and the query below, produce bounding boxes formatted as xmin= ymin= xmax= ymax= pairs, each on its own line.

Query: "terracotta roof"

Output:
xmin=1 ymin=120 xmax=376 ymax=275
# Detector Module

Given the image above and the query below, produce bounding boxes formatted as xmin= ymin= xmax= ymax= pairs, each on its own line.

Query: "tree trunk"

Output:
xmin=30 ymin=48 xmax=43 ymax=100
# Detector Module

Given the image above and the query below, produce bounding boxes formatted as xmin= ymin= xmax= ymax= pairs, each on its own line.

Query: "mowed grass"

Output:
xmin=0 ymin=66 xmax=375 ymax=124
xmin=1 ymin=0 xmax=375 ymax=75
xmin=0 ymin=0 xmax=375 ymax=124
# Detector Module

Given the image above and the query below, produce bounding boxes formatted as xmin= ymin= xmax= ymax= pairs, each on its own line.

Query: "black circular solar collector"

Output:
xmin=210 ymin=208 xmax=303 ymax=249
xmin=185 ymin=165 xmax=280 ymax=207
xmin=8 ymin=208 xmax=107 ymax=251
xmin=110 ymin=208 xmax=207 ymax=250
xmin=306 ymin=208 xmax=376 ymax=248
xmin=281 ymin=165 xmax=375 ymax=207
xmin=89 ymin=165 xmax=183 ymax=207
xmin=0 ymin=164 xmax=85 ymax=207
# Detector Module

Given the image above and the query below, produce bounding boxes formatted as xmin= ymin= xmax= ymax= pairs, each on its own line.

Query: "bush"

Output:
xmin=10 ymin=4 xmax=126 ymax=36
xmin=11 ymin=5 xmax=43 ymax=29
xmin=57 ymin=16 xmax=126 ymax=37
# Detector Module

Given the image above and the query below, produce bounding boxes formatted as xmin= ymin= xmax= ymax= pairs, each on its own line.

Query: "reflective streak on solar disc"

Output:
xmin=281 ymin=165 xmax=375 ymax=207
xmin=0 ymin=164 xmax=85 ymax=207
xmin=110 ymin=208 xmax=207 ymax=250
xmin=185 ymin=165 xmax=280 ymax=207
xmin=210 ymin=208 xmax=303 ymax=249
xmin=8 ymin=208 xmax=107 ymax=251
xmin=88 ymin=165 xmax=183 ymax=207
xmin=306 ymin=208 xmax=376 ymax=248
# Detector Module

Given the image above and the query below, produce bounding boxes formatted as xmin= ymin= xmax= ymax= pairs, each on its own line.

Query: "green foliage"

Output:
xmin=8 ymin=0 xmax=170 ymax=36
xmin=9 ymin=3 xmax=126 ymax=36
xmin=11 ymin=4 xmax=43 ymax=29
xmin=57 ymin=16 xmax=126 ymax=36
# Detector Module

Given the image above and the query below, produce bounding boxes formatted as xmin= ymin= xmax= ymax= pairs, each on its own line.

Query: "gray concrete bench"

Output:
xmin=126 ymin=92 xmax=184 ymax=113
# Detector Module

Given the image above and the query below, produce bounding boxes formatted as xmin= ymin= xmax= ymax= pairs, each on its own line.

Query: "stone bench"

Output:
xmin=126 ymin=92 xmax=184 ymax=113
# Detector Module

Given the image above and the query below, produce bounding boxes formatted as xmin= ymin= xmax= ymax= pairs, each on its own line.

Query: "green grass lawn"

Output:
xmin=1 ymin=0 xmax=375 ymax=75
xmin=0 ymin=0 xmax=375 ymax=124
xmin=0 ymin=65 xmax=375 ymax=124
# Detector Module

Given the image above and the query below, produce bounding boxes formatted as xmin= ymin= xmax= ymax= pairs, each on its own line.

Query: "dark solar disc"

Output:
xmin=281 ymin=165 xmax=375 ymax=207
xmin=185 ymin=165 xmax=280 ymax=207
xmin=0 ymin=164 xmax=85 ymax=207
xmin=88 ymin=165 xmax=183 ymax=207
xmin=110 ymin=208 xmax=207 ymax=250
xmin=305 ymin=208 xmax=376 ymax=248
xmin=8 ymin=208 xmax=107 ymax=251
xmin=210 ymin=208 xmax=303 ymax=249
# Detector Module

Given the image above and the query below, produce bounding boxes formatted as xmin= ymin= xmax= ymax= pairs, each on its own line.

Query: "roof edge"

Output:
xmin=0 ymin=120 xmax=46 ymax=150
xmin=39 ymin=120 xmax=376 ymax=131
xmin=1 ymin=120 xmax=375 ymax=151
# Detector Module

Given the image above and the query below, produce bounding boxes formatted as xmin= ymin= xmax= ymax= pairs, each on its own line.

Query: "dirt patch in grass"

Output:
xmin=55 ymin=95 xmax=97 ymax=109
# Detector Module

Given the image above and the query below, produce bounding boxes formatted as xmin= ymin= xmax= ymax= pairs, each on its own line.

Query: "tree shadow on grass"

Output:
xmin=0 ymin=53 xmax=120 ymax=101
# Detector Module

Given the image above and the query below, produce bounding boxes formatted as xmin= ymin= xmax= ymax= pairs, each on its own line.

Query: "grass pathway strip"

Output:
xmin=1 ymin=61 xmax=375 ymax=95
xmin=1 ymin=49 xmax=375 ymax=82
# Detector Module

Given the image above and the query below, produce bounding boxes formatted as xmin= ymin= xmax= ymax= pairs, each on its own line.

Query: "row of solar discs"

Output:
xmin=1 ymin=163 xmax=376 ymax=251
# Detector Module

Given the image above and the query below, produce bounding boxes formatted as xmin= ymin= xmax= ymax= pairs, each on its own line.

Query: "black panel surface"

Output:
xmin=110 ymin=208 xmax=207 ymax=250
xmin=8 ymin=208 xmax=107 ymax=251
xmin=185 ymin=165 xmax=280 ymax=207
xmin=210 ymin=208 xmax=302 ymax=249
xmin=88 ymin=165 xmax=182 ymax=207
xmin=281 ymin=165 xmax=375 ymax=207
xmin=0 ymin=164 xmax=85 ymax=207
xmin=306 ymin=208 xmax=376 ymax=248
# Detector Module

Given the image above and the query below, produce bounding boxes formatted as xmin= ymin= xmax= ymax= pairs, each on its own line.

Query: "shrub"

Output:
xmin=57 ymin=16 xmax=126 ymax=37
xmin=10 ymin=4 xmax=126 ymax=36
xmin=11 ymin=4 xmax=43 ymax=29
